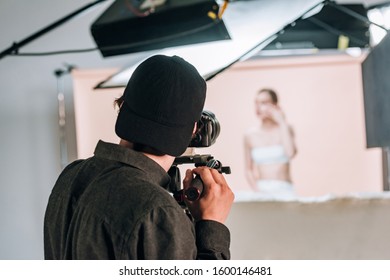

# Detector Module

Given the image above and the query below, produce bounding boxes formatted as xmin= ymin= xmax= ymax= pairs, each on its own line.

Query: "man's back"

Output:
xmin=44 ymin=141 xmax=198 ymax=259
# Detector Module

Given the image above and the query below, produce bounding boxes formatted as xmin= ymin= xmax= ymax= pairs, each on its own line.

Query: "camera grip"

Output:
xmin=185 ymin=175 xmax=204 ymax=201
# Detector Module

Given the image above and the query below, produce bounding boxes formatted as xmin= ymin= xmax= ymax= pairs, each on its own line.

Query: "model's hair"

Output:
xmin=258 ymin=88 xmax=278 ymax=104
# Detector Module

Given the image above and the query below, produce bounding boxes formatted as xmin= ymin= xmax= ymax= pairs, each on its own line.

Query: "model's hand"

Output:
xmin=267 ymin=104 xmax=285 ymax=124
xmin=183 ymin=167 xmax=234 ymax=223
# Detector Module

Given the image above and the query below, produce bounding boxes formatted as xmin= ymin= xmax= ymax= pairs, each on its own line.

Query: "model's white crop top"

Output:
xmin=251 ymin=145 xmax=289 ymax=164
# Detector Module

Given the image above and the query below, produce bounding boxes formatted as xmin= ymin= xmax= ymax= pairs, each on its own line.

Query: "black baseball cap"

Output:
xmin=115 ymin=55 xmax=206 ymax=156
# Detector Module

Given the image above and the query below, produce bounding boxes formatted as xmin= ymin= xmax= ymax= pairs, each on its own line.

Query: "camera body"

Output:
xmin=169 ymin=110 xmax=230 ymax=203
xmin=189 ymin=110 xmax=220 ymax=148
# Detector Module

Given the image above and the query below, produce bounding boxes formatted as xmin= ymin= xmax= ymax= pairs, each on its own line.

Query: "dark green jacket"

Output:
xmin=44 ymin=141 xmax=230 ymax=259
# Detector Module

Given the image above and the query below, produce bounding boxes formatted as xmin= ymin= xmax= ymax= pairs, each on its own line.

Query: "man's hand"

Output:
xmin=183 ymin=167 xmax=234 ymax=223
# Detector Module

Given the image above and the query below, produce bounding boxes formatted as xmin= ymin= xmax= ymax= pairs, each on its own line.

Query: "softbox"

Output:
xmin=362 ymin=31 xmax=390 ymax=148
xmin=90 ymin=0 xmax=231 ymax=57
xmin=264 ymin=4 xmax=370 ymax=50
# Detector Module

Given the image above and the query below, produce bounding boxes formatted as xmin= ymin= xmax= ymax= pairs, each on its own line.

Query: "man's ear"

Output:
xmin=192 ymin=122 xmax=197 ymax=136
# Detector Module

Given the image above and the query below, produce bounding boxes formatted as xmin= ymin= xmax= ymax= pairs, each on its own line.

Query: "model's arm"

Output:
xmin=244 ymin=134 xmax=258 ymax=188
xmin=269 ymin=105 xmax=297 ymax=159
xmin=279 ymin=122 xmax=297 ymax=159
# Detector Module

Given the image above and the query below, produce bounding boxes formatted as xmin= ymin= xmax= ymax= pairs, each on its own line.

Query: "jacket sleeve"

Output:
xmin=127 ymin=205 xmax=230 ymax=259
xmin=195 ymin=220 xmax=231 ymax=260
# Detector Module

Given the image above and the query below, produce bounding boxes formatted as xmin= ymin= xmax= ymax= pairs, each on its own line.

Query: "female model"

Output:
xmin=244 ymin=88 xmax=297 ymax=197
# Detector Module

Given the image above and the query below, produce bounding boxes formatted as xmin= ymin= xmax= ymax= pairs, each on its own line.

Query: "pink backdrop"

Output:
xmin=204 ymin=53 xmax=382 ymax=196
xmin=72 ymin=53 xmax=382 ymax=197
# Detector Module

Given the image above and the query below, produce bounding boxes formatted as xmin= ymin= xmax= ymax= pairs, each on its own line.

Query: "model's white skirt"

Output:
xmin=255 ymin=180 xmax=295 ymax=198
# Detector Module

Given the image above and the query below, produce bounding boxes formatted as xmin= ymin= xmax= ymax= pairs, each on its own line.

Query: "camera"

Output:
xmin=189 ymin=110 xmax=220 ymax=148
xmin=168 ymin=110 xmax=230 ymax=204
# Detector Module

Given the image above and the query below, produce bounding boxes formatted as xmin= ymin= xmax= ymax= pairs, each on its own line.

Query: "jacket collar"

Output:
xmin=94 ymin=140 xmax=171 ymax=188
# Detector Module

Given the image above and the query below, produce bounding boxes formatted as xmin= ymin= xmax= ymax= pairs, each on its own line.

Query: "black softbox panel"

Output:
xmin=91 ymin=0 xmax=231 ymax=57
xmin=264 ymin=4 xmax=370 ymax=50
xmin=362 ymin=32 xmax=390 ymax=148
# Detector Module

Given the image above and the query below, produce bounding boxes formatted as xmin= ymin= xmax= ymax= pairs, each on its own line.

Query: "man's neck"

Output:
xmin=119 ymin=139 xmax=174 ymax=172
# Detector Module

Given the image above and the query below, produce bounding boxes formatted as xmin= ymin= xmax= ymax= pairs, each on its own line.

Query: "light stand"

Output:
xmin=54 ymin=65 xmax=75 ymax=170
xmin=383 ymin=148 xmax=390 ymax=191
xmin=0 ymin=0 xmax=108 ymax=60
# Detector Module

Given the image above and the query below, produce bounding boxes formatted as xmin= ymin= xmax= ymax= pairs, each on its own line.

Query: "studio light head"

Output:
xmin=91 ymin=0 xmax=231 ymax=57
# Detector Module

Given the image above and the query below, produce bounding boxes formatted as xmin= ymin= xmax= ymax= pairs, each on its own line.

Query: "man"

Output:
xmin=44 ymin=55 xmax=234 ymax=259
